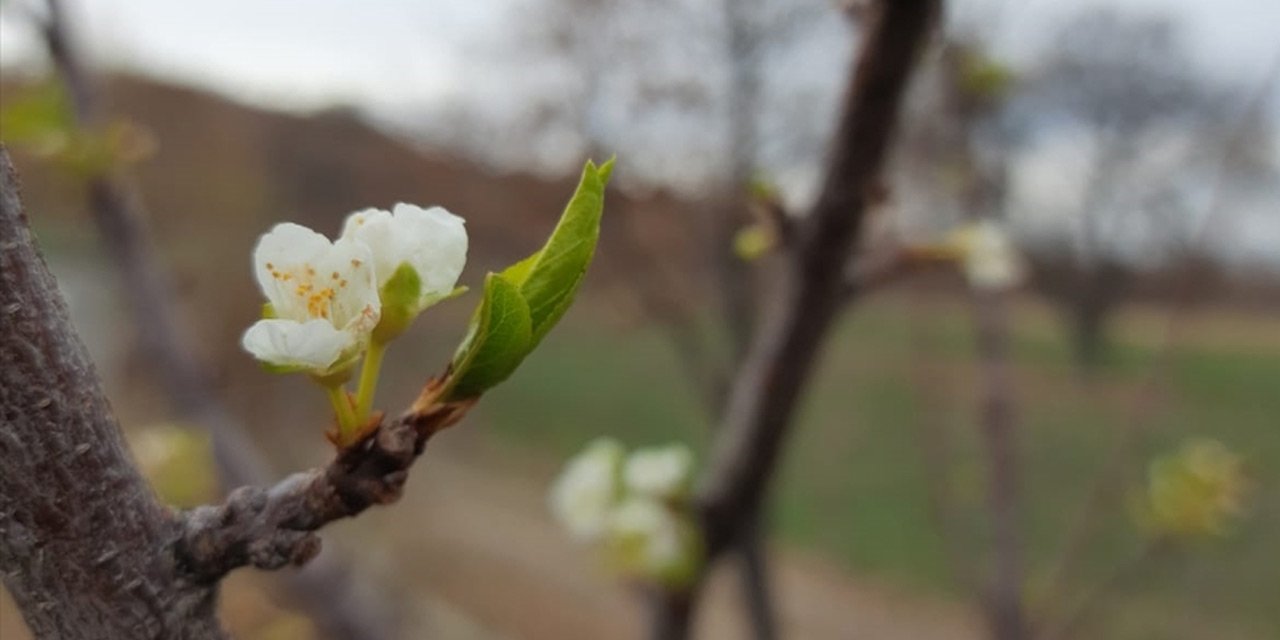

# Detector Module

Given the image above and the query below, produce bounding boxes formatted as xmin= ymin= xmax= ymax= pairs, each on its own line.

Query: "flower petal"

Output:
xmin=313 ymin=236 xmax=381 ymax=335
xmin=624 ymin=445 xmax=694 ymax=500
xmin=252 ymin=223 xmax=332 ymax=315
xmin=342 ymin=204 xmax=468 ymax=300
xmin=389 ymin=203 xmax=468 ymax=297
xmin=241 ymin=318 xmax=351 ymax=371
xmin=548 ymin=438 xmax=624 ymax=541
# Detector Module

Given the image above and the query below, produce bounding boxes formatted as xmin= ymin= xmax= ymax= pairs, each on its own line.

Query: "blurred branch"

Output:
xmin=907 ymin=292 xmax=979 ymax=593
xmin=1037 ymin=540 xmax=1166 ymax=640
xmin=649 ymin=2 xmax=941 ymax=636
xmin=35 ymin=1 xmax=400 ymax=637
xmin=842 ymin=244 xmax=946 ymax=298
xmin=972 ymin=288 xmax=1027 ymax=640
xmin=614 ymin=204 xmax=726 ymax=417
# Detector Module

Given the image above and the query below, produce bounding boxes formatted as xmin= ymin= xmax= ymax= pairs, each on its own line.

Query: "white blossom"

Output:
xmin=607 ymin=497 xmax=686 ymax=572
xmin=624 ymin=444 xmax=694 ymax=500
xmin=242 ymin=222 xmax=380 ymax=372
xmin=341 ymin=203 xmax=467 ymax=305
xmin=549 ymin=438 xmax=624 ymax=541
xmin=953 ymin=219 xmax=1025 ymax=291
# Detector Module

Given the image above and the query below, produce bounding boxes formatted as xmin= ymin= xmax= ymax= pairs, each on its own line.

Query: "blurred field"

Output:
xmin=480 ymin=292 xmax=1280 ymax=640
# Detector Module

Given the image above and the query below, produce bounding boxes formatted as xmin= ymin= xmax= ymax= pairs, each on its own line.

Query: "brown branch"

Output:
xmin=699 ymin=0 xmax=938 ymax=558
xmin=1037 ymin=540 xmax=1167 ymax=640
xmin=1 ymin=148 xmax=226 ymax=639
xmin=648 ymin=2 xmax=940 ymax=636
xmin=34 ymin=1 xmax=403 ymax=637
xmin=973 ymin=288 xmax=1028 ymax=640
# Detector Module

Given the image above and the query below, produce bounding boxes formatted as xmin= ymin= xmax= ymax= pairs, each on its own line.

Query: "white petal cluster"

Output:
xmin=607 ymin=497 xmax=686 ymax=570
xmin=624 ymin=444 xmax=694 ymax=500
xmin=241 ymin=204 xmax=469 ymax=372
xmin=954 ymin=219 xmax=1025 ymax=291
xmin=341 ymin=203 xmax=468 ymax=307
xmin=550 ymin=439 xmax=700 ymax=584
xmin=242 ymin=223 xmax=380 ymax=372
xmin=548 ymin=438 xmax=624 ymax=541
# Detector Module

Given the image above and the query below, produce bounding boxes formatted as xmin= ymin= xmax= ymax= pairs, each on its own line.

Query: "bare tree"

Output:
xmin=1013 ymin=10 xmax=1238 ymax=370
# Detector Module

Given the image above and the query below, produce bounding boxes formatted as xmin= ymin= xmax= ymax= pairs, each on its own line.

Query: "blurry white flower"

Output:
xmin=606 ymin=497 xmax=685 ymax=572
xmin=242 ymin=223 xmax=380 ymax=373
xmin=624 ymin=444 xmax=694 ymax=500
xmin=549 ymin=438 xmax=624 ymax=541
xmin=341 ymin=203 xmax=467 ymax=308
xmin=950 ymin=219 xmax=1025 ymax=291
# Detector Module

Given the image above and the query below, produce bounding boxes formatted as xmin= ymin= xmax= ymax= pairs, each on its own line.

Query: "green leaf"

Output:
xmin=447 ymin=273 xmax=534 ymax=398
xmin=513 ymin=158 xmax=614 ymax=346
xmin=372 ymin=262 xmax=422 ymax=343
xmin=442 ymin=158 xmax=613 ymax=400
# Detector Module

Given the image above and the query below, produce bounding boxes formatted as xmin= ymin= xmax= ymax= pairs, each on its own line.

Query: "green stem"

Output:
xmin=355 ymin=340 xmax=387 ymax=422
xmin=324 ymin=383 xmax=358 ymax=440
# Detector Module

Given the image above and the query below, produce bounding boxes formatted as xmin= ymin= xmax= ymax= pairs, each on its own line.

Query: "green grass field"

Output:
xmin=478 ymin=293 xmax=1280 ymax=639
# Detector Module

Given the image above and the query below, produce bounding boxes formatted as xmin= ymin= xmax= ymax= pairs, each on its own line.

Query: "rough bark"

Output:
xmin=176 ymin=393 xmax=472 ymax=583
xmin=37 ymin=1 xmax=402 ymax=636
xmin=0 ymin=149 xmax=227 ymax=638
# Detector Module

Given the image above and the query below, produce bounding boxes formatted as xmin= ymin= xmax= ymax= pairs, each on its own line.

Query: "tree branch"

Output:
xmin=647 ymin=2 xmax=939 ymax=636
xmin=35 ymin=1 xmax=403 ymax=636
xmin=1 ymin=148 xmax=226 ymax=639
xmin=973 ymin=288 xmax=1027 ymax=640
xmin=699 ymin=0 xmax=938 ymax=561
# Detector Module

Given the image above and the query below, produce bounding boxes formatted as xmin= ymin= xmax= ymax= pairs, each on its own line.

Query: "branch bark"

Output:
xmin=176 ymin=393 xmax=472 ymax=583
xmin=973 ymin=289 xmax=1027 ymax=640
xmin=649 ymin=1 xmax=939 ymax=636
xmin=1 ymin=148 xmax=226 ymax=639
xmin=36 ymin=1 xmax=402 ymax=636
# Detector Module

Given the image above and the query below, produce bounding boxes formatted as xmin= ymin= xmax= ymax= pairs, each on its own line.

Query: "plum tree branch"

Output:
xmin=649 ymin=1 xmax=940 ymax=636
xmin=33 ymin=1 xmax=403 ymax=637
xmin=1 ymin=147 xmax=226 ymax=639
xmin=699 ymin=0 xmax=938 ymax=560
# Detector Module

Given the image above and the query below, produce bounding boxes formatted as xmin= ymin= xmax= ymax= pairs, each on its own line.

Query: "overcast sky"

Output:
xmin=2 ymin=0 xmax=1277 ymax=113
xmin=2 ymin=0 xmax=1278 ymax=270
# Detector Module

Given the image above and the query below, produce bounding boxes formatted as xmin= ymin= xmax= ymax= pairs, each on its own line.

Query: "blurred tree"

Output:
xmin=1011 ymin=9 xmax=1245 ymax=370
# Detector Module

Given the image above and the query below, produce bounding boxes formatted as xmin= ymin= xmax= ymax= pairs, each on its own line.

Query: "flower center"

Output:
xmin=266 ymin=261 xmax=343 ymax=321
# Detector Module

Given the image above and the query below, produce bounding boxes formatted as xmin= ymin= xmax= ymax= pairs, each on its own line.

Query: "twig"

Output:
xmin=973 ymin=287 xmax=1027 ymax=640
xmin=907 ymin=290 xmax=979 ymax=593
xmin=1037 ymin=541 xmax=1166 ymax=640
xmin=177 ymin=389 xmax=475 ymax=582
